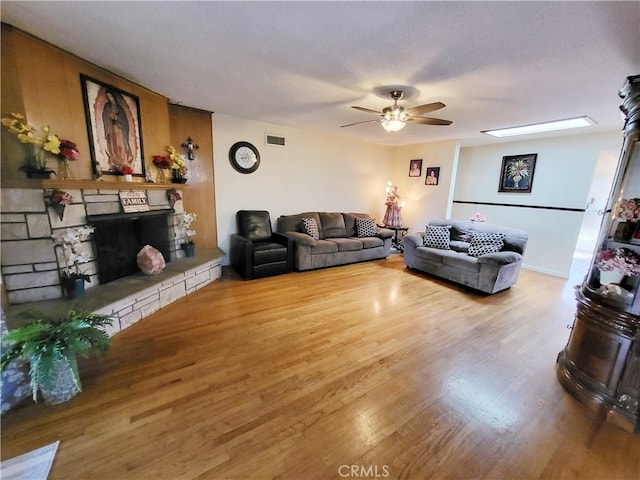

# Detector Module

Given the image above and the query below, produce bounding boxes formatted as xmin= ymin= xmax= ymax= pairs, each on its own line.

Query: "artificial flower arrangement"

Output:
xmin=152 ymin=154 xmax=171 ymax=169
xmin=615 ymin=198 xmax=640 ymax=222
xmin=44 ymin=189 xmax=73 ymax=221
xmin=596 ymin=247 xmax=640 ymax=276
xmin=168 ymin=145 xmax=188 ymax=179
xmin=470 ymin=212 xmax=487 ymax=222
xmin=179 ymin=212 xmax=198 ymax=245
xmin=119 ymin=165 xmax=133 ymax=175
xmin=52 ymin=225 xmax=96 ymax=283
xmin=0 ymin=113 xmax=68 ymax=175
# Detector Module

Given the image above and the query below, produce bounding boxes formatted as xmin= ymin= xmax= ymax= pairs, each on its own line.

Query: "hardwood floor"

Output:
xmin=2 ymin=255 xmax=638 ymax=479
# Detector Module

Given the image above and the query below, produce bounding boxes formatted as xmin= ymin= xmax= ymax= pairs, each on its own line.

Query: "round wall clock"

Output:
xmin=229 ymin=141 xmax=260 ymax=174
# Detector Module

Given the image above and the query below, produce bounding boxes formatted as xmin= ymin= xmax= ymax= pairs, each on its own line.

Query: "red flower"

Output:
xmin=152 ymin=155 xmax=171 ymax=169
xmin=120 ymin=165 xmax=133 ymax=175
xmin=58 ymin=139 xmax=80 ymax=161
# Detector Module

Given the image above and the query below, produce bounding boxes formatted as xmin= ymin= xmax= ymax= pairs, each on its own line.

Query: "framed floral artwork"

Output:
xmin=425 ymin=167 xmax=440 ymax=186
xmin=498 ymin=153 xmax=537 ymax=193
xmin=80 ymin=74 xmax=145 ymax=177
xmin=409 ymin=159 xmax=422 ymax=177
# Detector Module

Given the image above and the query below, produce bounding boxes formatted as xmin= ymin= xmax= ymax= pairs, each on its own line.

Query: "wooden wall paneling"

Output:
xmin=169 ymin=104 xmax=217 ymax=249
xmin=1 ymin=24 xmax=172 ymax=183
xmin=0 ymin=25 xmax=27 ymax=179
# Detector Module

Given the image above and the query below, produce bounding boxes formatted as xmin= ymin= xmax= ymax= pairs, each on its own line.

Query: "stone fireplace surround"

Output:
xmin=1 ymin=182 xmax=223 ymax=336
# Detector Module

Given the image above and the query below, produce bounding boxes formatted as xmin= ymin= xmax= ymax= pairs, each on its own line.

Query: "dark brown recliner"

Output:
xmin=230 ymin=210 xmax=293 ymax=280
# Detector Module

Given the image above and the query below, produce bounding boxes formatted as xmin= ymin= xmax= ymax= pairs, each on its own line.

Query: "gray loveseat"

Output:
xmin=277 ymin=212 xmax=394 ymax=271
xmin=403 ymin=218 xmax=528 ymax=294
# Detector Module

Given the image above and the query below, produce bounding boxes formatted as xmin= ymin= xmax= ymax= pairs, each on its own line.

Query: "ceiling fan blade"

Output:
xmin=351 ymin=106 xmax=382 ymax=115
xmin=405 ymin=102 xmax=446 ymax=116
xmin=406 ymin=116 xmax=452 ymax=126
xmin=340 ymin=119 xmax=381 ymax=128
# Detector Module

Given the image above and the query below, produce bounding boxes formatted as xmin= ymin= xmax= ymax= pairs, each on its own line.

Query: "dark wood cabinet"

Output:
xmin=557 ymin=75 xmax=640 ymax=434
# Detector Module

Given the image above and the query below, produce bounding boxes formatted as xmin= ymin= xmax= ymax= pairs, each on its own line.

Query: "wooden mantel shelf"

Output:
xmin=1 ymin=178 xmax=187 ymax=191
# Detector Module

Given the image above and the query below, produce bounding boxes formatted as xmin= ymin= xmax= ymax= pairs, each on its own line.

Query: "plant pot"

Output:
xmin=181 ymin=243 xmax=195 ymax=257
xmin=26 ymin=169 xmax=54 ymax=179
xmin=62 ymin=277 xmax=86 ymax=299
xmin=599 ymin=268 xmax=625 ymax=286
xmin=171 ymin=178 xmax=187 ymax=184
xmin=123 ymin=174 xmax=133 ymax=182
xmin=39 ymin=356 xmax=80 ymax=405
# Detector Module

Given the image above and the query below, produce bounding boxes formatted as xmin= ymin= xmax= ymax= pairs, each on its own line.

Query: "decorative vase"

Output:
xmin=39 ymin=356 xmax=80 ymax=405
xmin=512 ymin=174 xmax=522 ymax=187
xmin=62 ymin=277 xmax=85 ymax=299
xmin=599 ymin=268 xmax=625 ymax=286
xmin=613 ymin=221 xmax=638 ymax=242
xmin=124 ymin=174 xmax=133 ymax=182
xmin=26 ymin=169 xmax=54 ymax=179
xmin=57 ymin=159 xmax=74 ymax=179
xmin=181 ymin=243 xmax=195 ymax=257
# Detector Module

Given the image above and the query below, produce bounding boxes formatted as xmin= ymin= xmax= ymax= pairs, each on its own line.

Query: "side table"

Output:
xmin=378 ymin=225 xmax=409 ymax=252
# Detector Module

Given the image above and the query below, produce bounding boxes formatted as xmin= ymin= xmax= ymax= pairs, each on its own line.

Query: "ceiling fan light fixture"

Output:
xmin=381 ymin=110 xmax=406 ymax=132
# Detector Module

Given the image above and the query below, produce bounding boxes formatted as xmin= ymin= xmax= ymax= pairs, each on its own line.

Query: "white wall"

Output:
xmin=213 ymin=114 xmax=392 ymax=263
xmin=389 ymin=140 xmax=461 ymax=233
xmin=452 ymin=132 xmax=620 ymax=277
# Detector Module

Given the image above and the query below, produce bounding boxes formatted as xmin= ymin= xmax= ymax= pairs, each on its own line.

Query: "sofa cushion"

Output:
xmin=468 ymin=232 xmax=505 ymax=257
xmin=343 ymin=213 xmax=371 ymax=237
xmin=328 ymin=238 xmax=363 ymax=252
xmin=311 ymin=239 xmax=339 ymax=254
xmin=441 ymin=251 xmax=481 ymax=273
xmin=319 ymin=212 xmax=348 ymax=238
xmin=356 ymin=236 xmax=384 ymax=249
xmin=278 ymin=212 xmax=324 ymax=239
xmin=355 ymin=217 xmax=377 ymax=237
xmin=424 ymin=225 xmax=451 ymax=249
xmin=301 ymin=217 xmax=320 ymax=240
xmin=254 ymin=241 xmax=289 ymax=265
xmin=449 ymin=240 xmax=471 ymax=253
xmin=415 ymin=247 xmax=446 ymax=263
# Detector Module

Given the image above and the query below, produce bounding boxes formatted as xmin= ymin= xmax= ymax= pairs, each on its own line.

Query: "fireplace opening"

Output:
xmin=88 ymin=210 xmax=173 ymax=284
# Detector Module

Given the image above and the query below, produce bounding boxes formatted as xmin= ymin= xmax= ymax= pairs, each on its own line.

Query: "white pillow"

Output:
xmin=423 ymin=225 xmax=451 ymax=249
xmin=355 ymin=217 xmax=377 ymax=237
xmin=301 ymin=217 xmax=319 ymax=240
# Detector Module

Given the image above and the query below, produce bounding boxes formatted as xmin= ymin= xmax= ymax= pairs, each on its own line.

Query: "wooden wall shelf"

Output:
xmin=1 ymin=178 xmax=187 ymax=191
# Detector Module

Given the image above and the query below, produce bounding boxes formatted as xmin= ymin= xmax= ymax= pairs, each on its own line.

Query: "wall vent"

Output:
xmin=266 ymin=134 xmax=286 ymax=147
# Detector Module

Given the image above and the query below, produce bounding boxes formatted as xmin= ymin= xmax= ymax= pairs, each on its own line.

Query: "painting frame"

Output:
xmin=80 ymin=74 xmax=145 ymax=177
xmin=498 ymin=153 xmax=537 ymax=193
xmin=425 ymin=167 xmax=440 ymax=186
xmin=409 ymin=158 xmax=423 ymax=177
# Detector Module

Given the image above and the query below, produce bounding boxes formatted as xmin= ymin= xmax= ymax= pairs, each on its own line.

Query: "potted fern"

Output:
xmin=0 ymin=309 xmax=113 ymax=405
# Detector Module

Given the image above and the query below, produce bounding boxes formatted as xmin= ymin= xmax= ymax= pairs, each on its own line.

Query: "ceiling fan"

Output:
xmin=341 ymin=90 xmax=452 ymax=132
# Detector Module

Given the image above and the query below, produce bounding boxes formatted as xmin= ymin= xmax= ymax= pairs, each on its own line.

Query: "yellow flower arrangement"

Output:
xmin=1 ymin=113 xmax=61 ymax=171
xmin=167 ymin=145 xmax=187 ymax=174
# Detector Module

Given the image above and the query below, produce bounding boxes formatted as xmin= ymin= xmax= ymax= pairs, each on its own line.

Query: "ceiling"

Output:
xmin=1 ymin=1 xmax=639 ymax=147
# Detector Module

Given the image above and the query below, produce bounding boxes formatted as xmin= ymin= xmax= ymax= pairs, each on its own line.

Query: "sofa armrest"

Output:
xmin=476 ymin=251 xmax=522 ymax=266
xmin=284 ymin=231 xmax=318 ymax=247
xmin=375 ymin=227 xmax=394 ymax=240
xmin=403 ymin=233 xmax=424 ymax=248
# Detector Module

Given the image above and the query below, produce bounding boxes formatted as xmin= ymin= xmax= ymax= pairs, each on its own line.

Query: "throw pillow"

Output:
xmin=355 ymin=217 xmax=377 ymax=237
xmin=468 ymin=232 xmax=505 ymax=257
xmin=424 ymin=225 xmax=451 ymax=249
xmin=301 ymin=217 xmax=320 ymax=240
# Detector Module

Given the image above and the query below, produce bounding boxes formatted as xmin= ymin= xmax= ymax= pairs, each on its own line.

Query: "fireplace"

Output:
xmin=88 ymin=210 xmax=173 ymax=284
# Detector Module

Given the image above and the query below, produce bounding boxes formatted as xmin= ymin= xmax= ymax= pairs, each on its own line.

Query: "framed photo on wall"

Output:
xmin=425 ymin=167 xmax=440 ymax=185
xmin=498 ymin=153 xmax=537 ymax=193
xmin=80 ymin=74 xmax=145 ymax=177
xmin=409 ymin=159 xmax=423 ymax=177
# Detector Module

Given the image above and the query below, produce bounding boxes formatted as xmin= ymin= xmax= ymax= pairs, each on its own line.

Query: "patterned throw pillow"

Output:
xmin=423 ymin=225 xmax=451 ymax=249
xmin=355 ymin=217 xmax=377 ymax=237
xmin=301 ymin=217 xmax=320 ymax=240
xmin=468 ymin=232 xmax=505 ymax=257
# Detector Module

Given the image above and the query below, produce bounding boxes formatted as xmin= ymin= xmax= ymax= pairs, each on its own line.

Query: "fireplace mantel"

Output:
xmin=1 ymin=178 xmax=185 ymax=191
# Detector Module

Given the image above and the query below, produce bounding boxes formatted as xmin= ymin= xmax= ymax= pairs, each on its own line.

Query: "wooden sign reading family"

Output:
xmin=119 ymin=191 xmax=150 ymax=213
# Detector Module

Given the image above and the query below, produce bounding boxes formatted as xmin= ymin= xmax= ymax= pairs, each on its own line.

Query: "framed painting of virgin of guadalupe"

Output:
xmin=80 ymin=74 xmax=145 ymax=178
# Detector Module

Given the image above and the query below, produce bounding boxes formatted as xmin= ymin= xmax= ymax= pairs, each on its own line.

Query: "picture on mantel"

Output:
xmin=80 ymin=74 xmax=146 ymax=179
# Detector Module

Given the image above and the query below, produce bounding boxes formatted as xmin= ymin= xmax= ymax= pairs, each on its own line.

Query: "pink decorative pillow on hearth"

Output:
xmin=136 ymin=245 xmax=166 ymax=275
